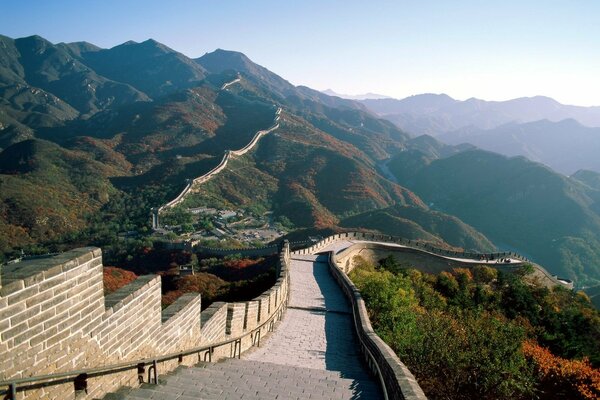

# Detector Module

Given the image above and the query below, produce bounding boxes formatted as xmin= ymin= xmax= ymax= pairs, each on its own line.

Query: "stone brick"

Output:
xmin=22 ymin=272 xmax=45 ymax=288
xmin=7 ymin=285 xmax=38 ymax=305
xmin=41 ymin=292 xmax=67 ymax=311
xmin=25 ymin=288 xmax=54 ymax=308
xmin=46 ymin=329 xmax=70 ymax=348
xmin=30 ymin=325 xmax=57 ymax=347
xmin=10 ymin=305 xmax=40 ymax=327
xmin=13 ymin=322 xmax=43 ymax=346
xmin=43 ymin=310 xmax=69 ymax=330
xmin=0 ymin=279 xmax=24 ymax=297
xmin=43 ymin=265 xmax=65 ymax=280
xmin=0 ymin=301 xmax=26 ymax=322
xmin=1 ymin=321 xmax=27 ymax=342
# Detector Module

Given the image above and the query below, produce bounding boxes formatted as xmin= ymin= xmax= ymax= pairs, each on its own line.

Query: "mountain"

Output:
xmin=321 ymin=89 xmax=391 ymax=100
xmin=438 ymin=118 xmax=600 ymax=175
xmin=387 ymin=147 xmax=600 ymax=286
xmin=0 ymin=34 xmax=497 ymax=262
xmin=361 ymin=94 xmax=600 ymax=137
xmin=77 ymin=39 xmax=207 ymax=98
xmin=197 ymin=49 xmax=367 ymax=112
xmin=572 ymin=170 xmax=600 ymax=191
xmin=340 ymin=204 xmax=496 ymax=252
xmin=3 ymin=33 xmax=594 ymax=287
xmin=0 ymin=139 xmax=119 ymax=254
xmin=11 ymin=35 xmax=149 ymax=116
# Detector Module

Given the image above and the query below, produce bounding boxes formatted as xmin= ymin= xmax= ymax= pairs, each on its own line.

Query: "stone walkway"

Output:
xmin=246 ymin=255 xmax=377 ymax=380
xmin=107 ymin=253 xmax=382 ymax=399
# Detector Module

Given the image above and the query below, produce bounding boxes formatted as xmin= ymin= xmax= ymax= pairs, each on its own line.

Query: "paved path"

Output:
xmin=246 ymin=255 xmax=376 ymax=380
xmin=106 ymin=359 xmax=380 ymax=400
xmin=108 ymin=253 xmax=382 ymax=399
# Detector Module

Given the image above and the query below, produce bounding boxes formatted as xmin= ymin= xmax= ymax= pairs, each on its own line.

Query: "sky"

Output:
xmin=1 ymin=0 xmax=599 ymax=106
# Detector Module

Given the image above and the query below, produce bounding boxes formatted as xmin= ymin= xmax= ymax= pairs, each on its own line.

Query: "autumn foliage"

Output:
xmin=349 ymin=254 xmax=600 ymax=399
xmin=103 ymin=267 xmax=138 ymax=294
xmin=523 ymin=340 xmax=600 ymax=399
xmin=162 ymin=273 xmax=228 ymax=307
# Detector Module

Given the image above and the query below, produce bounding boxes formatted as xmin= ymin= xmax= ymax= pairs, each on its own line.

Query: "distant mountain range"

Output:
xmin=321 ymin=89 xmax=391 ymax=100
xmin=361 ymin=93 xmax=600 ymax=175
xmin=2 ymin=34 xmax=600 ymax=287
xmin=438 ymin=119 xmax=600 ymax=175
xmin=361 ymin=94 xmax=600 ymax=136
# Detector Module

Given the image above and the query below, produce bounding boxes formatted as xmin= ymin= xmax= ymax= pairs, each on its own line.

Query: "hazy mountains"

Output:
xmin=439 ymin=119 xmax=600 ymax=175
xmin=2 ymin=33 xmax=600 ymax=287
xmin=321 ymin=89 xmax=391 ymax=100
xmin=0 ymin=34 xmax=495 ymax=261
xmin=362 ymin=93 xmax=600 ymax=175
xmin=361 ymin=94 xmax=600 ymax=136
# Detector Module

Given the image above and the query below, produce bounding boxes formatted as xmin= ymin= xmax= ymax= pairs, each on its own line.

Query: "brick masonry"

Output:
xmin=0 ymin=242 xmax=290 ymax=399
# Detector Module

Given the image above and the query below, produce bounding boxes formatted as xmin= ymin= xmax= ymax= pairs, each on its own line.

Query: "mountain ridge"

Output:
xmin=361 ymin=93 xmax=600 ymax=136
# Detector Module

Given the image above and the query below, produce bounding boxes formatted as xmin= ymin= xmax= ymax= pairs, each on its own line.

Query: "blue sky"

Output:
xmin=1 ymin=0 xmax=599 ymax=105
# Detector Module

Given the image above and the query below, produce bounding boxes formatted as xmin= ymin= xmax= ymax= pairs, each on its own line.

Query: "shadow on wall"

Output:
xmin=310 ymin=257 xmax=384 ymax=399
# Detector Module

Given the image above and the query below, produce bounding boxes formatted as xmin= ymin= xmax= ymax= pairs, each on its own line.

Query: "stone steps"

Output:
xmin=102 ymin=358 xmax=382 ymax=399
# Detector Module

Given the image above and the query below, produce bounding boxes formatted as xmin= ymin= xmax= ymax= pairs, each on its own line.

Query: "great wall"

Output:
xmin=0 ymin=230 xmax=574 ymax=399
xmin=151 ymin=77 xmax=281 ymax=230
xmin=0 ymin=77 xmax=575 ymax=399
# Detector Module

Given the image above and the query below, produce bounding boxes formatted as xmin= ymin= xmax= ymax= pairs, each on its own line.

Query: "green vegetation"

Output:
xmin=349 ymin=255 xmax=600 ymax=399
xmin=3 ymin=33 xmax=600 ymax=290
xmin=389 ymin=147 xmax=600 ymax=286
xmin=161 ymin=206 xmax=193 ymax=227
xmin=341 ymin=205 xmax=496 ymax=252
xmin=160 ymin=253 xmax=277 ymax=309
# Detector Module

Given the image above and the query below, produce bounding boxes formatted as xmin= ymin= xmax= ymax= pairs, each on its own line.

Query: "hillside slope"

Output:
xmin=389 ymin=148 xmax=600 ymax=285
xmin=438 ymin=119 xmax=600 ymax=175
xmin=0 ymin=139 xmax=119 ymax=254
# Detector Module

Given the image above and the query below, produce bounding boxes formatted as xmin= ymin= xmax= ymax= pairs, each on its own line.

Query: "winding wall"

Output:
xmin=294 ymin=231 xmax=572 ymax=289
xmin=153 ymin=78 xmax=282 ymax=229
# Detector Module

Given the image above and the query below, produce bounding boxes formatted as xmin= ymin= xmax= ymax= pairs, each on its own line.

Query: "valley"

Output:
xmin=2 ymin=2 xmax=600 ymax=398
xmin=1 ymin=33 xmax=599 ymax=293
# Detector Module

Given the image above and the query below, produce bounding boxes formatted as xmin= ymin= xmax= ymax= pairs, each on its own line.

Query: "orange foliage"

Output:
xmin=162 ymin=273 xmax=228 ymax=307
xmin=223 ymin=258 xmax=261 ymax=269
xmin=103 ymin=267 xmax=137 ymax=294
xmin=523 ymin=340 xmax=600 ymax=399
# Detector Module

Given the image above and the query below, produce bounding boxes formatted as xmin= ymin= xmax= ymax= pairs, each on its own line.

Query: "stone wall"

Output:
xmin=0 ymin=242 xmax=290 ymax=399
xmin=328 ymin=251 xmax=427 ymax=400
xmin=153 ymin=106 xmax=281 ymax=229
xmin=293 ymin=231 xmax=570 ymax=289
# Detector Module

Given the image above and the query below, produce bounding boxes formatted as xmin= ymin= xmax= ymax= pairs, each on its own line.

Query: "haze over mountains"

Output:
xmin=1 ymin=34 xmax=600 ymax=288
xmin=361 ymin=93 xmax=600 ymax=175
xmin=321 ymin=89 xmax=391 ymax=100
xmin=362 ymin=94 xmax=600 ymax=135
xmin=438 ymin=119 xmax=600 ymax=175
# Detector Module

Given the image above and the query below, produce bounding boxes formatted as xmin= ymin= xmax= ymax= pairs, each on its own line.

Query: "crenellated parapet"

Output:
xmin=0 ymin=242 xmax=291 ymax=399
xmin=294 ymin=231 xmax=572 ymax=289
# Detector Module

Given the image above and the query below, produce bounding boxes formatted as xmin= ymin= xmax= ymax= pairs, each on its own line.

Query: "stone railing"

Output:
xmin=292 ymin=231 xmax=571 ymax=288
xmin=0 ymin=242 xmax=291 ymax=399
xmin=153 ymin=106 xmax=281 ymax=229
xmin=327 ymin=251 xmax=427 ymax=400
xmin=292 ymin=231 xmax=529 ymax=261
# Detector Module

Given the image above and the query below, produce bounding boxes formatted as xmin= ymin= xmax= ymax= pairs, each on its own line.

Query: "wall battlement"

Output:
xmin=294 ymin=231 xmax=572 ymax=289
xmin=0 ymin=243 xmax=290 ymax=399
